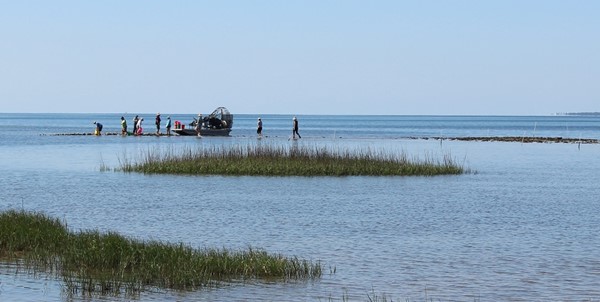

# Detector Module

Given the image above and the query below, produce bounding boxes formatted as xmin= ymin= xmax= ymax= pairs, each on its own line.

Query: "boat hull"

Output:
xmin=172 ymin=128 xmax=231 ymax=136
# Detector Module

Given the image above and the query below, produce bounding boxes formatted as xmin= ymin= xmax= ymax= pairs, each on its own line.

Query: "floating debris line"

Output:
xmin=44 ymin=133 xmax=599 ymax=144
xmin=44 ymin=132 xmax=168 ymax=136
xmin=424 ymin=136 xmax=599 ymax=144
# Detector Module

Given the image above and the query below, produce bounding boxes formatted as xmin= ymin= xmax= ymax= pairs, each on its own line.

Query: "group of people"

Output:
xmin=93 ymin=113 xmax=172 ymax=136
xmin=255 ymin=116 xmax=301 ymax=139
xmin=129 ymin=113 xmax=172 ymax=136
xmin=93 ymin=114 xmax=302 ymax=138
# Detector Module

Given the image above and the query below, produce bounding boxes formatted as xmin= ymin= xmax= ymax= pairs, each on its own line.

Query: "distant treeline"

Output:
xmin=556 ymin=112 xmax=600 ymax=116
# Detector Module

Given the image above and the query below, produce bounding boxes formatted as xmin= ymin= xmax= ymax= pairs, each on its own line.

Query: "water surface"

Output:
xmin=1 ymin=114 xmax=599 ymax=301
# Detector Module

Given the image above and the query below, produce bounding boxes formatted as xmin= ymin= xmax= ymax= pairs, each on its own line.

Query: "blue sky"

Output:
xmin=0 ymin=1 xmax=598 ymax=115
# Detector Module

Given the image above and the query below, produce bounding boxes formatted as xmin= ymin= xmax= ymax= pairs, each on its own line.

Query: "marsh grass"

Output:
xmin=0 ymin=210 xmax=321 ymax=295
xmin=119 ymin=144 xmax=465 ymax=176
xmin=0 ymin=210 xmax=68 ymax=267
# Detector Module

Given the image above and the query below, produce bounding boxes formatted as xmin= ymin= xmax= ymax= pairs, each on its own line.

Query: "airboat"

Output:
xmin=172 ymin=107 xmax=233 ymax=136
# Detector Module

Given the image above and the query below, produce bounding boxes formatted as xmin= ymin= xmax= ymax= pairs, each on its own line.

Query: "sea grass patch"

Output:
xmin=0 ymin=210 xmax=321 ymax=295
xmin=119 ymin=144 xmax=465 ymax=176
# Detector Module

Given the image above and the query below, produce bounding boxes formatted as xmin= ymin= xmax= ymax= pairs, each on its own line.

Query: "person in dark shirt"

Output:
xmin=257 ymin=117 xmax=263 ymax=137
xmin=133 ymin=115 xmax=139 ymax=136
xmin=93 ymin=121 xmax=103 ymax=136
xmin=155 ymin=113 xmax=161 ymax=135
xmin=292 ymin=117 xmax=301 ymax=139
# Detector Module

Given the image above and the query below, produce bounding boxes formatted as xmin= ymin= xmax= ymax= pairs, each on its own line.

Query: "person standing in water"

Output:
xmin=93 ymin=121 xmax=103 ymax=136
xmin=257 ymin=117 xmax=263 ymax=138
xmin=136 ymin=118 xmax=144 ymax=135
xmin=165 ymin=116 xmax=172 ymax=136
xmin=155 ymin=113 xmax=161 ymax=135
xmin=120 ymin=116 xmax=127 ymax=135
xmin=132 ymin=115 xmax=139 ymax=136
xmin=292 ymin=116 xmax=301 ymax=139
xmin=195 ymin=114 xmax=202 ymax=137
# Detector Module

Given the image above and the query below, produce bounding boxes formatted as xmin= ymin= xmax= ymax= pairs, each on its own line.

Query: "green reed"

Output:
xmin=0 ymin=210 xmax=68 ymax=262
xmin=0 ymin=210 xmax=321 ymax=295
xmin=119 ymin=144 xmax=465 ymax=176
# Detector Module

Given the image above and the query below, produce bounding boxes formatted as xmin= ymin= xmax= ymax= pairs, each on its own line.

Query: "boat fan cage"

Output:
xmin=209 ymin=107 xmax=233 ymax=128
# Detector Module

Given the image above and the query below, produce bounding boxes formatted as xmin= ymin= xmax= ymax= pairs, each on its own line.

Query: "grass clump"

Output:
xmin=120 ymin=144 xmax=465 ymax=176
xmin=0 ymin=210 xmax=321 ymax=295
xmin=0 ymin=210 xmax=68 ymax=261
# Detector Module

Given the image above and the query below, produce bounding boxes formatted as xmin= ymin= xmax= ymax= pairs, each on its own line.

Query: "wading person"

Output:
xmin=257 ymin=117 xmax=263 ymax=138
xmin=136 ymin=118 xmax=144 ymax=135
xmin=120 ymin=116 xmax=127 ymax=135
xmin=132 ymin=115 xmax=139 ymax=136
xmin=195 ymin=114 xmax=202 ymax=137
xmin=165 ymin=116 xmax=172 ymax=136
xmin=292 ymin=116 xmax=301 ymax=139
xmin=155 ymin=113 xmax=161 ymax=135
xmin=93 ymin=121 xmax=103 ymax=136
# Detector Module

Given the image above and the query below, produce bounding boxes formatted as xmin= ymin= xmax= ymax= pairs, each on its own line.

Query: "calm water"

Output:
xmin=1 ymin=113 xmax=600 ymax=301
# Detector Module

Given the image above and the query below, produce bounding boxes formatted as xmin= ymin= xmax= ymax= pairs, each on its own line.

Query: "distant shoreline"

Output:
xmin=424 ymin=136 xmax=598 ymax=144
xmin=555 ymin=112 xmax=600 ymax=116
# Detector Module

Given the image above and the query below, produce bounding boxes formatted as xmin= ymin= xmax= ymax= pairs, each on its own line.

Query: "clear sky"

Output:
xmin=0 ymin=0 xmax=598 ymax=115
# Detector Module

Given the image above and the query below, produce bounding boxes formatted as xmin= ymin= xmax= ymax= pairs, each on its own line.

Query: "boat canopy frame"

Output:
xmin=208 ymin=107 xmax=233 ymax=129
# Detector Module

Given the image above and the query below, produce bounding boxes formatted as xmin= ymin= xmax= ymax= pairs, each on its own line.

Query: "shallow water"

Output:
xmin=1 ymin=114 xmax=600 ymax=301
